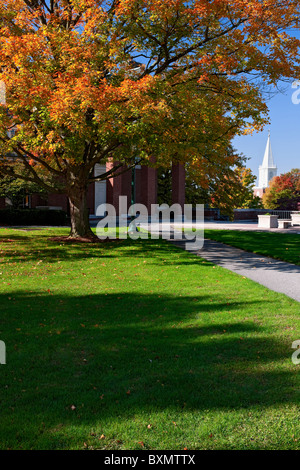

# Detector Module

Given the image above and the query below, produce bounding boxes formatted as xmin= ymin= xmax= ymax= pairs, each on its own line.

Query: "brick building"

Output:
xmin=0 ymin=79 xmax=186 ymax=216
xmin=1 ymin=162 xmax=186 ymax=216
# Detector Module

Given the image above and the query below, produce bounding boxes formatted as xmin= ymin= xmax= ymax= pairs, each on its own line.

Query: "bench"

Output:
xmin=278 ymin=219 xmax=292 ymax=229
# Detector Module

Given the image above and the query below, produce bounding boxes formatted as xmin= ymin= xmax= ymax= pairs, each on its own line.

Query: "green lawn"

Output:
xmin=0 ymin=227 xmax=299 ymax=450
xmin=205 ymin=229 xmax=300 ymax=265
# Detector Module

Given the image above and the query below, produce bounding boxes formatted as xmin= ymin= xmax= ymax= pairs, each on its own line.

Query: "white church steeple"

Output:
xmin=258 ymin=131 xmax=277 ymax=188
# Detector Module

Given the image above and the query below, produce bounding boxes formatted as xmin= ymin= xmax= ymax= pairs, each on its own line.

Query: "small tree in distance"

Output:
xmin=186 ymin=161 xmax=262 ymax=219
xmin=263 ymin=169 xmax=300 ymax=210
xmin=0 ymin=174 xmax=45 ymax=208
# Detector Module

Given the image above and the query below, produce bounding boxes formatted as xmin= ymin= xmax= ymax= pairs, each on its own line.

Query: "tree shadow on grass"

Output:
xmin=0 ymin=233 xmax=200 ymax=266
xmin=0 ymin=290 xmax=298 ymax=448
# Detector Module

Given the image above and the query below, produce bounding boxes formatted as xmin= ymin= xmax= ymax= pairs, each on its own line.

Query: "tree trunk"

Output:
xmin=68 ymin=185 xmax=95 ymax=239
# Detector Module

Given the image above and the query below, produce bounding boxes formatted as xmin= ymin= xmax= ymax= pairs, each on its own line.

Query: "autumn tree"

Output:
xmin=0 ymin=1 xmax=300 ymax=238
xmin=263 ymin=168 xmax=300 ymax=209
xmin=184 ymin=158 xmax=262 ymax=218
xmin=0 ymin=173 xmax=45 ymax=208
xmin=227 ymin=166 xmax=262 ymax=210
xmin=0 ymin=159 xmax=63 ymax=208
xmin=208 ymin=165 xmax=262 ymax=218
xmin=158 ymin=145 xmax=238 ymax=207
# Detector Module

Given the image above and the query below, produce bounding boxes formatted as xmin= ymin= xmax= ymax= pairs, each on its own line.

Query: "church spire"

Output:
xmin=258 ymin=131 xmax=277 ymax=189
xmin=261 ymin=130 xmax=275 ymax=169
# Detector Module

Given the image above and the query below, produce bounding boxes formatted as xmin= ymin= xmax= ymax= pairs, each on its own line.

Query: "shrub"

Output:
xmin=0 ymin=208 xmax=68 ymax=226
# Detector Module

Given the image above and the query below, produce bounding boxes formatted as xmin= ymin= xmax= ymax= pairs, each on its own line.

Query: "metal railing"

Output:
xmin=261 ymin=210 xmax=300 ymax=219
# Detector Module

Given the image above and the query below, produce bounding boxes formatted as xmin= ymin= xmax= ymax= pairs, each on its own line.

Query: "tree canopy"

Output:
xmin=157 ymin=160 xmax=262 ymax=218
xmin=263 ymin=168 xmax=300 ymax=210
xmin=0 ymin=0 xmax=300 ymax=236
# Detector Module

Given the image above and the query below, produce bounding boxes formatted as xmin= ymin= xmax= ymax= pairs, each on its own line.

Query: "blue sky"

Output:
xmin=233 ymin=81 xmax=300 ymax=186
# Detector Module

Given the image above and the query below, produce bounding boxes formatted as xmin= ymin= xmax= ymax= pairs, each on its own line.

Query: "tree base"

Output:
xmin=68 ymin=230 xmax=99 ymax=241
xmin=48 ymin=235 xmax=121 ymax=244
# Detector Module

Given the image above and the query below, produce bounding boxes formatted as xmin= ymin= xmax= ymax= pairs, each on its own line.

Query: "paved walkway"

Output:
xmin=179 ymin=220 xmax=300 ymax=234
xmin=91 ymin=217 xmax=300 ymax=302
xmin=172 ymin=238 xmax=300 ymax=303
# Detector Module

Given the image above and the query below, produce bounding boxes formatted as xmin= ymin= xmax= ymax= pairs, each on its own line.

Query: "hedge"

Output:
xmin=0 ymin=208 xmax=68 ymax=226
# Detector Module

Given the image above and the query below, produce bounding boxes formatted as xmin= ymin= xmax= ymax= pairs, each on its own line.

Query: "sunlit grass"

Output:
xmin=0 ymin=227 xmax=299 ymax=450
xmin=204 ymin=230 xmax=300 ymax=265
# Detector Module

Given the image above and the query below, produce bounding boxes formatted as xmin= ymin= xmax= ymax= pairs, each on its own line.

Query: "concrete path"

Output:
xmin=90 ymin=217 xmax=300 ymax=302
xmin=178 ymin=220 xmax=300 ymax=234
xmin=172 ymin=238 xmax=300 ymax=303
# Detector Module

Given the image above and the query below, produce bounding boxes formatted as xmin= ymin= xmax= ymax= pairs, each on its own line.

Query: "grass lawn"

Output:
xmin=205 ymin=229 xmax=300 ymax=265
xmin=0 ymin=227 xmax=299 ymax=450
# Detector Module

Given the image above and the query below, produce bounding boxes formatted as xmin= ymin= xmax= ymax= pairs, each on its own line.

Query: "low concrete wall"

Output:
xmin=258 ymin=214 xmax=278 ymax=228
xmin=233 ymin=209 xmax=260 ymax=221
xmin=204 ymin=209 xmax=219 ymax=220
xmin=291 ymin=212 xmax=300 ymax=226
